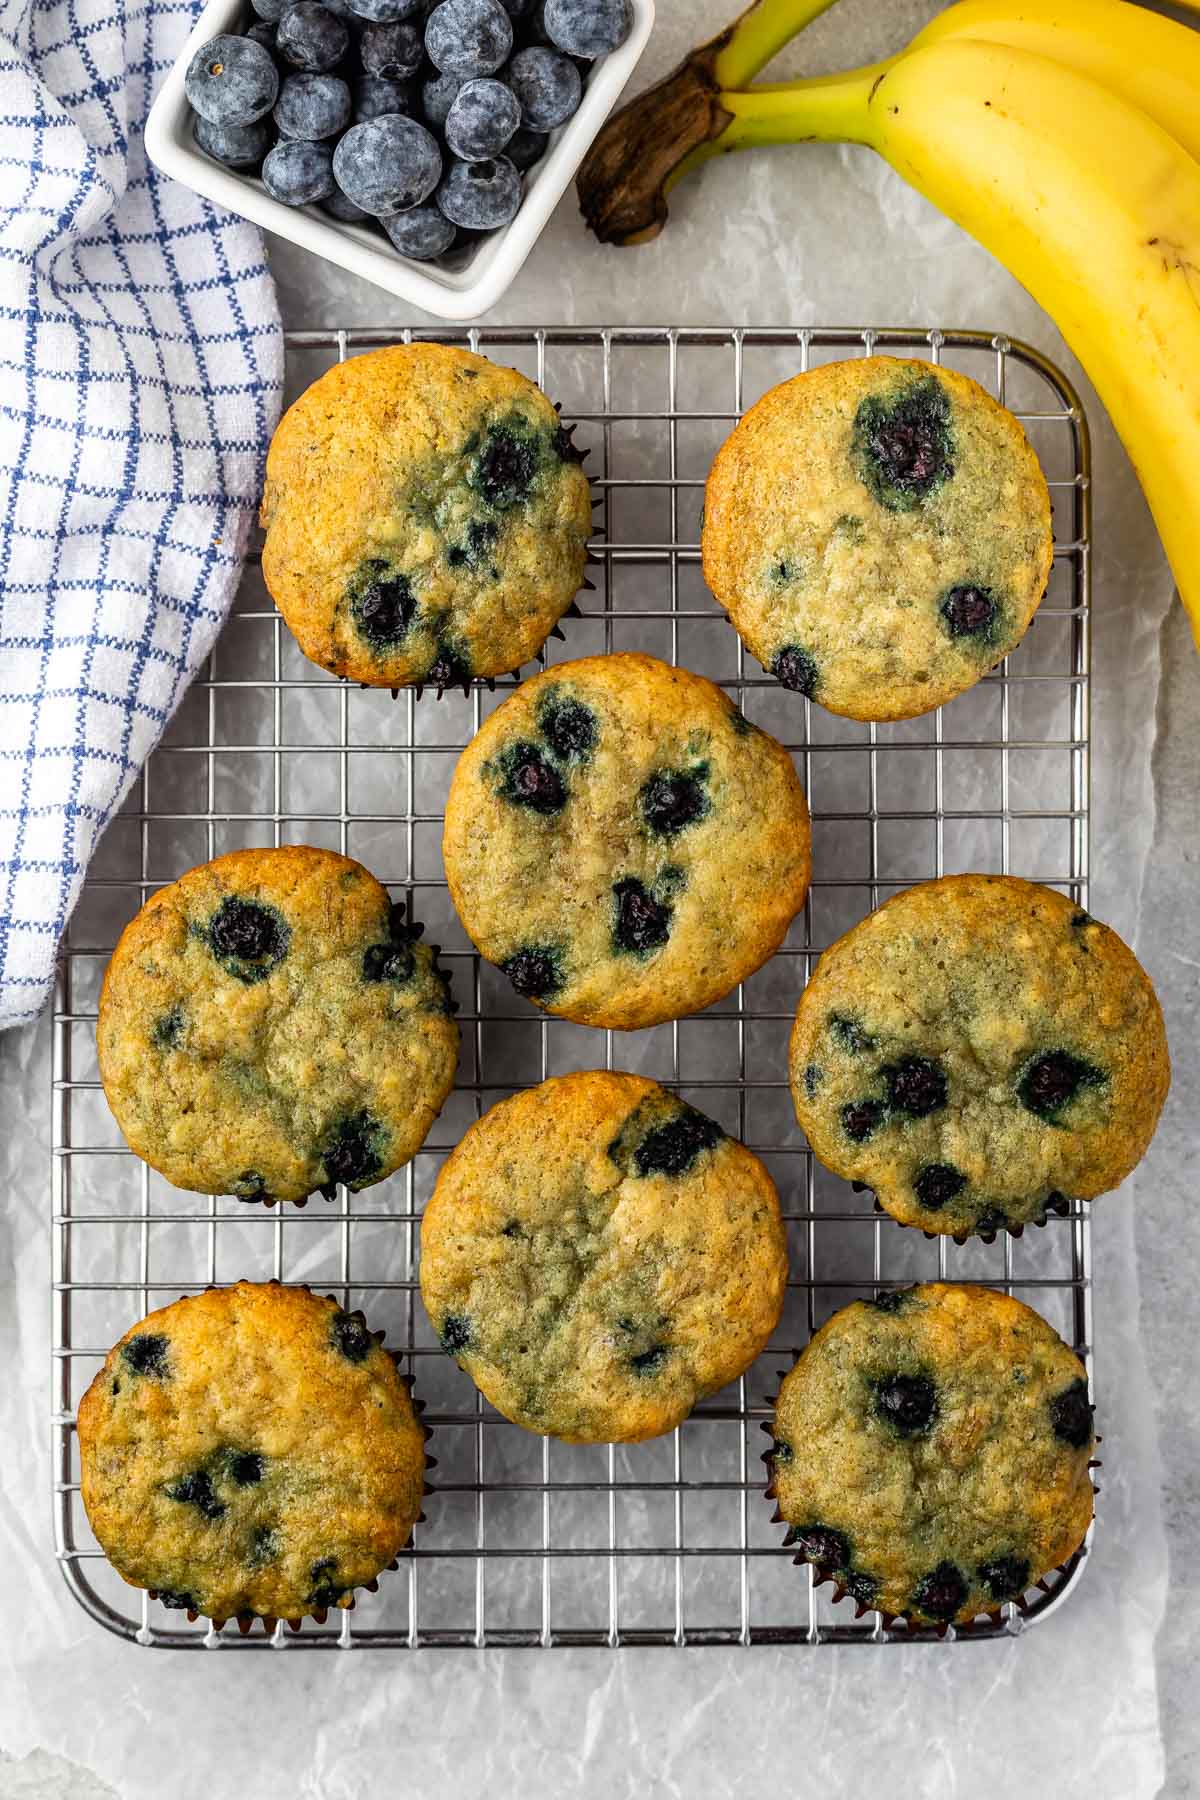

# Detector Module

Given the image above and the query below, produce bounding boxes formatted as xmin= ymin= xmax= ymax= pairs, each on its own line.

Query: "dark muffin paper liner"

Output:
xmin=859 ymin=1184 xmax=1078 ymax=1247
xmin=759 ymin=1358 xmax=1100 ymax=1639
xmin=141 ymin=1284 xmax=434 ymax=1637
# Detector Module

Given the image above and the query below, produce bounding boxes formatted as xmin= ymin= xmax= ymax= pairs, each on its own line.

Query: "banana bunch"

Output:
xmin=578 ymin=0 xmax=1200 ymax=645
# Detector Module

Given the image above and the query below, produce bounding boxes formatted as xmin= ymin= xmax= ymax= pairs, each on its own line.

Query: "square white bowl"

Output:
xmin=145 ymin=0 xmax=655 ymax=320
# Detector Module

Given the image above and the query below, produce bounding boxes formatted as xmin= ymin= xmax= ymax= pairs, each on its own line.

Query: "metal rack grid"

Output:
xmin=50 ymin=325 xmax=1093 ymax=1650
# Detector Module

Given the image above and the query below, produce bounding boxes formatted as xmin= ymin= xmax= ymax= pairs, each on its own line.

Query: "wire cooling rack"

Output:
xmin=51 ymin=325 xmax=1093 ymax=1649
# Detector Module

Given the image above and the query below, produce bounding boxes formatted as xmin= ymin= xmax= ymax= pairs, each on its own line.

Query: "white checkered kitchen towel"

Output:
xmin=0 ymin=0 xmax=283 ymax=1028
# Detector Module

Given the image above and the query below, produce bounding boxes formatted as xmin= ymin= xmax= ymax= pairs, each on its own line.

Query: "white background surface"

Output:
xmin=2 ymin=1 xmax=1196 ymax=1794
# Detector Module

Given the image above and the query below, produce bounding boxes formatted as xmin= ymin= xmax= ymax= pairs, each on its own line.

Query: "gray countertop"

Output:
xmin=1 ymin=1 xmax=1197 ymax=1793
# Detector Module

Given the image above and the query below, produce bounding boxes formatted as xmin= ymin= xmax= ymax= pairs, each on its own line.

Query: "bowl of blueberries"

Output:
xmin=145 ymin=0 xmax=653 ymax=317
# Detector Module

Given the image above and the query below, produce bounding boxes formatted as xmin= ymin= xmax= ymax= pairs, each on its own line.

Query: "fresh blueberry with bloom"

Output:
xmin=437 ymin=153 xmax=522 ymax=227
xmin=194 ymin=114 xmax=272 ymax=167
xmin=421 ymin=70 xmax=463 ymax=128
xmin=543 ymin=0 xmax=631 ymax=57
xmin=334 ymin=114 xmax=443 ymax=213
xmin=505 ymin=125 xmax=548 ymax=170
xmin=353 ymin=75 xmax=415 ymax=121
xmin=261 ymin=138 xmax=337 ymax=203
xmin=424 ymin=0 xmax=513 ymax=77
xmin=274 ymin=73 xmax=352 ymax=140
xmin=445 ymin=78 xmax=521 ymax=160
xmin=276 ymin=3 xmax=350 ymax=73
xmin=385 ymin=204 xmax=459 ymax=258
xmin=361 ymin=20 xmax=424 ymax=78
xmin=506 ymin=45 xmax=581 ymax=129
xmin=322 ymin=187 xmax=373 ymax=221
xmin=347 ymin=0 xmax=423 ymax=18
xmin=185 ymin=35 xmax=278 ymax=127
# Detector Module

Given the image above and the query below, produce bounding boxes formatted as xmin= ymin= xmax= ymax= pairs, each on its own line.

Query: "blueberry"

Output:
xmin=630 ymin=1343 xmax=669 ymax=1374
xmin=151 ymin=1004 xmax=185 ymax=1049
xmin=788 ymin=1524 xmax=850 ymax=1570
xmin=770 ymin=1437 xmax=793 ymax=1465
xmin=185 ymin=35 xmax=279 ymax=127
xmin=543 ymin=0 xmax=631 ymax=56
xmin=1049 ymin=1377 xmax=1093 ymax=1448
xmin=195 ymin=113 xmax=274 ymax=168
xmin=322 ymin=188 xmax=373 ymax=222
xmin=841 ymin=1570 xmax=880 ymax=1607
xmin=873 ymin=1373 xmax=937 ymax=1435
xmin=446 ymin=77 xmax=520 ymax=159
xmin=506 ymin=45 xmax=581 ymax=128
xmin=771 ymin=644 xmax=818 ymax=698
xmin=440 ymin=1313 xmax=472 ymax=1352
xmin=853 ymin=376 xmax=954 ymax=512
xmin=228 ymin=1451 xmax=264 ymax=1485
xmin=307 ymin=1558 xmax=348 ymax=1607
xmin=911 ymin=1561 xmax=968 ymax=1622
xmin=437 ymin=154 xmax=521 ymax=228
xmin=231 ymin=1171 xmax=271 ymax=1204
xmin=363 ymin=939 xmax=416 ymax=982
xmin=447 ymin=519 xmax=500 ymax=567
xmin=275 ymin=72 xmax=352 ymax=139
xmin=501 ymin=0 xmax=537 ymax=13
xmin=331 ymin=1310 xmax=374 ymax=1362
xmin=913 ymin=1163 xmax=966 ymax=1210
xmin=276 ymin=3 xmax=349 ymax=71
xmin=243 ymin=20 xmax=278 ymax=53
xmin=384 ymin=203 xmax=458 ymax=258
xmin=640 ymin=766 xmax=709 ymax=838
xmin=471 ymin=425 xmax=538 ymax=507
xmin=207 ymin=897 xmax=290 ymax=981
xmin=361 ymin=19 xmax=425 ymax=76
xmin=632 ymin=1106 xmax=724 ymax=1178
xmin=498 ymin=741 xmax=566 ymax=813
xmin=1071 ymin=910 xmax=1093 ymax=930
xmin=354 ymin=74 xmax=414 ymax=121
xmin=502 ymin=944 xmax=564 ymax=999
xmin=870 ymin=1289 xmax=912 ymax=1312
xmin=261 ymin=138 xmax=337 ymax=204
xmin=427 ymin=646 xmax=473 ymax=689
xmin=829 ymin=1013 xmax=873 ymax=1054
xmin=350 ymin=561 xmax=417 ymax=648
xmin=612 ymin=877 xmax=672 ymax=954
xmin=537 ymin=692 xmax=595 ymax=761
xmin=977 ymin=1555 xmax=1031 ymax=1603
xmin=1017 ymin=1050 xmax=1104 ymax=1121
xmin=334 ymin=114 xmax=442 ymax=213
xmin=885 ymin=1056 xmax=947 ymax=1118
xmin=421 ymin=70 xmax=463 ymax=127
xmin=121 ymin=1333 xmax=170 ymax=1378
xmin=425 ymin=0 xmax=513 ymax=75
xmin=841 ymin=1098 xmax=883 ymax=1142
xmin=802 ymin=1063 xmax=822 ymax=1098
xmin=1044 ymin=1189 xmax=1072 ymax=1217
xmin=975 ymin=1206 xmax=1008 ymax=1240
xmin=320 ymin=1111 xmax=386 ymax=1188
xmin=505 ymin=125 xmax=548 ymax=170
xmin=248 ymin=1525 xmax=280 ymax=1567
xmin=156 ymin=1589 xmax=197 ymax=1611
xmin=348 ymin=0 xmax=423 ymax=17
xmin=250 ymin=0 xmax=289 ymax=17
xmin=166 ymin=1470 xmax=226 ymax=1520
xmin=941 ymin=583 xmax=998 ymax=640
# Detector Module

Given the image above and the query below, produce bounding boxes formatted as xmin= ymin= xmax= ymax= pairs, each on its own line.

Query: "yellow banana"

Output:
xmin=910 ymin=0 xmax=1200 ymax=160
xmin=847 ymin=41 xmax=1200 ymax=641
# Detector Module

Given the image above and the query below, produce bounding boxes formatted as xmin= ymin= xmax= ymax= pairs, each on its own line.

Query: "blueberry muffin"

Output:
xmin=789 ymin=875 xmax=1168 ymax=1240
xmin=98 ymin=846 xmax=459 ymax=1205
xmin=442 ymin=654 xmax=811 ymax=1029
xmin=77 ymin=1282 xmax=426 ymax=1623
xmin=260 ymin=342 xmax=592 ymax=690
xmin=419 ymin=1071 xmax=788 ymax=1442
xmin=701 ymin=357 xmax=1053 ymax=721
xmin=768 ymin=1283 xmax=1094 ymax=1627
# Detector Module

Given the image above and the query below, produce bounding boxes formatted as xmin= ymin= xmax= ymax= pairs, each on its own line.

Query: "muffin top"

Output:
xmin=261 ymin=342 xmax=592 ymax=688
xmin=701 ymin=356 xmax=1053 ymax=721
xmin=789 ymin=875 xmax=1168 ymax=1239
xmin=98 ymin=846 xmax=460 ymax=1204
xmin=442 ymin=653 xmax=811 ymax=1029
xmin=419 ymin=1071 xmax=788 ymax=1442
xmin=77 ymin=1282 xmax=426 ymax=1623
xmin=769 ymin=1283 xmax=1095 ymax=1626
